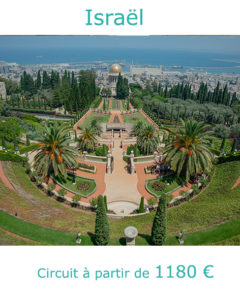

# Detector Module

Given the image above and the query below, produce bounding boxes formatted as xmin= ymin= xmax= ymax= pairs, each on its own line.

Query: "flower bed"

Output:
xmin=146 ymin=173 xmax=185 ymax=197
xmin=51 ymin=173 xmax=97 ymax=197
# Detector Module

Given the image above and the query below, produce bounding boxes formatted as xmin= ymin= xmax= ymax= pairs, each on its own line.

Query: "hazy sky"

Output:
xmin=0 ymin=36 xmax=240 ymax=54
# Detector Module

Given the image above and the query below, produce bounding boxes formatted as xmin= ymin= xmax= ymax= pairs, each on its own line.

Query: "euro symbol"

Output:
xmin=203 ymin=265 xmax=214 ymax=278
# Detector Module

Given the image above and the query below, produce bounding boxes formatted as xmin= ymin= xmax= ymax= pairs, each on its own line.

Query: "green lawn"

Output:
xmin=122 ymin=113 xmax=151 ymax=125
xmin=0 ymin=228 xmax=40 ymax=245
xmin=80 ymin=113 xmax=110 ymax=129
xmin=146 ymin=174 xmax=185 ymax=197
xmin=1 ymin=160 xmax=240 ymax=245
xmin=0 ymin=210 xmax=92 ymax=245
xmin=52 ymin=173 xmax=96 ymax=197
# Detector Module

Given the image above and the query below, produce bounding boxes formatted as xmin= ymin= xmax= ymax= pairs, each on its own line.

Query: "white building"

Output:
xmin=130 ymin=65 xmax=162 ymax=76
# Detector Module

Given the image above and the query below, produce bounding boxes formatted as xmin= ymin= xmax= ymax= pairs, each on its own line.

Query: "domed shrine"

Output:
xmin=108 ymin=64 xmax=122 ymax=96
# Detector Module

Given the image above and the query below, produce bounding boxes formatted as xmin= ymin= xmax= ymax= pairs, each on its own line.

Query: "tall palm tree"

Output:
xmin=137 ymin=124 xmax=160 ymax=155
xmin=131 ymin=120 xmax=143 ymax=137
xmin=34 ymin=123 xmax=79 ymax=178
xmin=78 ymin=127 xmax=97 ymax=152
xmin=164 ymin=118 xmax=213 ymax=181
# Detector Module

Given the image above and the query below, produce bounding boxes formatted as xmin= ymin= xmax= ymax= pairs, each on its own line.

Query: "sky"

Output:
xmin=0 ymin=36 xmax=240 ymax=54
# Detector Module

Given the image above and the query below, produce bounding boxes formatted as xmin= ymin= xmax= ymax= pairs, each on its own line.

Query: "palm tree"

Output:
xmin=78 ymin=127 xmax=97 ymax=152
xmin=90 ymin=119 xmax=102 ymax=136
xmin=137 ymin=124 xmax=160 ymax=155
xmin=164 ymin=118 xmax=213 ymax=181
xmin=131 ymin=120 xmax=144 ymax=137
xmin=34 ymin=123 xmax=79 ymax=178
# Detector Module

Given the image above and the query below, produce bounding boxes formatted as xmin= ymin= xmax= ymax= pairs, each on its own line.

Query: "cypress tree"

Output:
xmin=1 ymin=136 xmax=6 ymax=149
xmin=231 ymin=138 xmax=237 ymax=154
xmin=151 ymin=194 xmax=167 ymax=245
xmin=36 ymin=70 xmax=41 ymax=89
xmin=104 ymin=195 xmax=108 ymax=212
xmin=139 ymin=196 xmax=145 ymax=213
xmin=94 ymin=195 xmax=109 ymax=245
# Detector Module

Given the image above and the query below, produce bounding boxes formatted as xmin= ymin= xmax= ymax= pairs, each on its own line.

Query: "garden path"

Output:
xmin=105 ymin=134 xmax=141 ymax=208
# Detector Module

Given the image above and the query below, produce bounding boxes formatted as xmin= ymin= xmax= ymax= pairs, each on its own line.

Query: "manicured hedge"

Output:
xmin=0 ymin=151 xmax=27 ymax=162
xmin=19 ymin=143 xmax=39 ymax=154
xmin=21 ymin=114 xmax=41 ymax=123
xmin=215 ymin=153 xmax=240 ymax=164
xmin=78 ymin=162 xmax=95 ymax=170
xmin=10 ymin=107 xmax=55 ymax=114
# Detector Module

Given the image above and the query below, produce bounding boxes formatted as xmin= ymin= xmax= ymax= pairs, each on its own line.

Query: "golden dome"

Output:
xmin=109 ymin=64 xmax=122 ymax=74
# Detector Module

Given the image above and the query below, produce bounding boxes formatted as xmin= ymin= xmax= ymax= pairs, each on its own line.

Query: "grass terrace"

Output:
xmin=79 ymin=113 xmax=110 ymax=129
xmin=122 ymin=112 xmax=151 ymax=125
xmin=1 ymin=160 xmax=240 ymax=245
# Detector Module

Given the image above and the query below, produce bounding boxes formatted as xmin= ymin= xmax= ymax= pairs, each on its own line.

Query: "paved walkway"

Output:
xmin=105 ymin=136 xmax=141 ymax=205
xmin=108 ymin=110 xmax=124 ymax=124
xmin=232 ymin=177 xmax=240 ymax=189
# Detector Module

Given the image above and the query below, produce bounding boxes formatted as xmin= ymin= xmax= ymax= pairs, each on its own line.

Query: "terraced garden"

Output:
xmin=79 ymin=113 xmax=110 ymax=129
xmin=0 ymin=160 xmax=240 ymax=245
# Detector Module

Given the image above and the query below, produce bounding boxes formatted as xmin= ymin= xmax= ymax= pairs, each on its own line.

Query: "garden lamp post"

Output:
xmin=178 ymin=231 xmax=184 ymax=244
xmin=76 ymin=232 xmax=82 ymax=244
xmin=71 ymin=163 xmax=76 ymax=185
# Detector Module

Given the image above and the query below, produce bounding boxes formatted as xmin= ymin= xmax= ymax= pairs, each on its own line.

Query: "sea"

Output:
xmin=1 ymin=46 xmax=240 ymax=75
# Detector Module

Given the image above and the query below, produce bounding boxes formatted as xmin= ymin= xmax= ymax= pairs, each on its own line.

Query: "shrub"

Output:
xmin=191 ymin=184 xmax=200 ymax=195
xmin=200 ymin=177 xmax=208 ymax=188
xmin=152 ymin=180 xmax=166 ymax=192
xmin=47 ymin=183 xmax=56 ymax=194
xmin=179 ymin=190 xmax=190 ymax=201
xmin=72 ymin=194 xmax=81 ymax=202
xmin=127 ymin=144 xmax=140 ymax=156
xmin=166 ymin=194 xmax=174 ymax=202
xmin=90 ymin=198 xmax=97 ymax=207
xmin=151 ymin=194 xmax=167 ymax=245
xmin=24 ymin=162 xmax=31 ymax=174
xmin=72 ymin=194 xmax=81 ymax=207
xmin=147 ymin=197 xmax=157 ymax=207
xmin=21 ymin=114 xmax=41 ymax=123
xmin=58 ymin=189 xmax=67 ymax=197
xmin=179 ymin=190 xmax=186 ymax=196
xmin=94 ymin=195 xmax=109 ymax=245
xmin=35 ymin=176 xmax=44 ymax=186
xmin=19 ymin=143 xmax=38 ymax=154
xmin=0 ymin=151 xmax=27 ymax=163
xmin=95 ymin=144 xmax=108 ymax=157
xmin=77 ymin=182 xmax=90 ymax=191
xmin=139 ymin=196 xmax=145 ymax=213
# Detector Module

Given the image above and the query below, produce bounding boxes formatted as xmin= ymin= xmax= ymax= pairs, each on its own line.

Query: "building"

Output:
xmin=130 ymin=65 xmax=162 ymax=76
xmin=108 ymin=64 xmax=122 ymax=96
xmin=0 ymin=82 xmax=6 ymax=100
